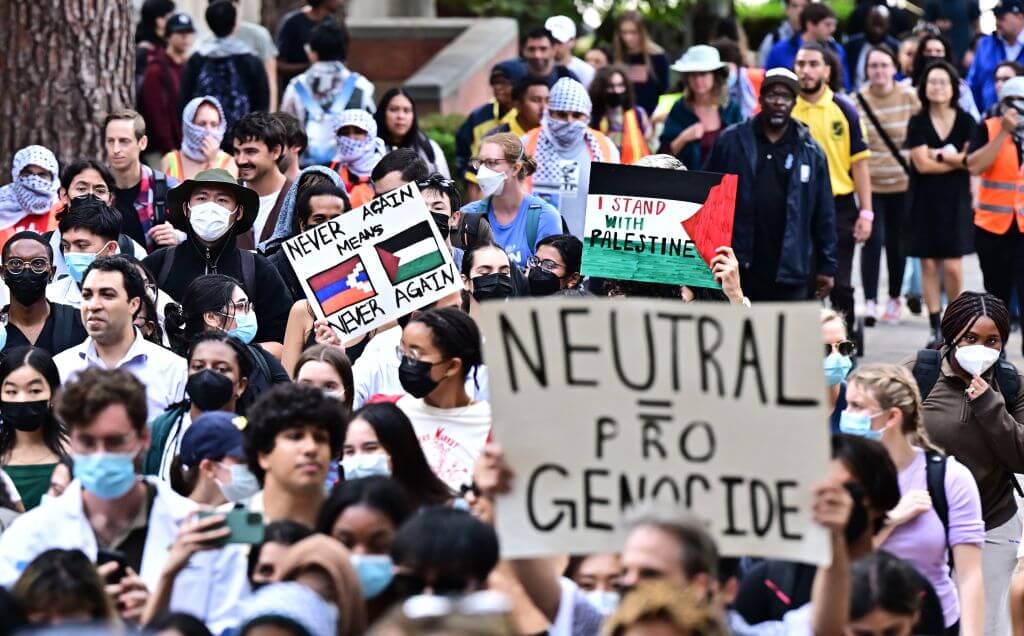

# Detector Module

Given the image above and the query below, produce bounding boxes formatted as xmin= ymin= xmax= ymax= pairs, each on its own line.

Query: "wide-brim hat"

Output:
xmin=167 ymin=168 xmax=259 ymax=235
xmin=670 ymin=45 xmax=727 ymax=74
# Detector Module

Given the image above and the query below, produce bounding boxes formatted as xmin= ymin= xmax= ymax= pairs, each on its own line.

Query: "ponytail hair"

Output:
xmin=479 ymin=132 xmax=537 ymax=179
xmin=846 ymin=363 xmax=942 ymax=453
xmin=169 ymin=455 xmax=201 ymax=497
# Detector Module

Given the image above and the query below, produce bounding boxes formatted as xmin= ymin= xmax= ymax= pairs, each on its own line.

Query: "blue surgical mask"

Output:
xmin=341 ymin=453 xmax=391 ymax=480
xmin=65 ymin=251 xmax=98 ymax=284
xmin=228 ymin=310 xmax=258 ymax=344
xmin=584 ymin=590 xmax=621 ymax=616
xmin=0 ymin=322 xmax=7 ymax=351
xmin=824 ymin=352 xmax=853 ymax=387
xmin=838 ymin=410 xmax=883 ymax=441
xmin=350 ymin=554 xmax=394 ymax=599
xmin=216 ymin=463 xmax=261 ymax=503
xmin=73 ymin=451 xmax=138 ymax=499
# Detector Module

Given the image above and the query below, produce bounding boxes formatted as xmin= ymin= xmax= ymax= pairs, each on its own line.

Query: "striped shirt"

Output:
xmin=855 ymin=84 xmax=921 ymax=193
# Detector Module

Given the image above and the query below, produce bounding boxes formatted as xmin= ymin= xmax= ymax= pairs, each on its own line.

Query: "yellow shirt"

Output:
xmin=792 ymin=87 xmax=871 ymax=196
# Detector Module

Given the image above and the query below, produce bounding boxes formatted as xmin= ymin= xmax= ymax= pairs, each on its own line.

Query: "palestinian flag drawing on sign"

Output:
xmin=375 ymin=221 xmax=446 ymax=284
xmin=581 ymin=163 xmax=736 ymax=289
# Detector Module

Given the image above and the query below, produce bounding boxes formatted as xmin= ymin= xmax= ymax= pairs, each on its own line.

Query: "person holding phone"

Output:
xmin=168 ymin=411 xmax=260 ymax=507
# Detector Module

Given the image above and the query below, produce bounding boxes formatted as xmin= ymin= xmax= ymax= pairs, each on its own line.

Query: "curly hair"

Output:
xmin=244 ymin=383 xmax=345 ymax=483
xmin=56 ymin=367 xmax=148 ymax=433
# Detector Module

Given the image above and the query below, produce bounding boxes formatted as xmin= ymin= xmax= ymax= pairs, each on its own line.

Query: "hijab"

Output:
xmin=277 ymin=534 xmax=368 ymax=636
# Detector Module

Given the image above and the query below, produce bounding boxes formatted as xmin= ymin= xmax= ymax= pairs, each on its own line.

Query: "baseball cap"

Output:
xmin=490 ymin=59 xmax=527 ymax=85
xmin=995 ymin=0 xmax=1024 ymax=16
xmin=761 ymin=68 xmax=800 ymax=96
xmin=1002 ymin=76 xmax=1024 ymax=100
xmin=165 ymin=13 xmax=196 ymax=34
xmin=179 ymin=411 xmax=246 ymax=468
xmin=545 ymin=16 xmax=577 ymax=43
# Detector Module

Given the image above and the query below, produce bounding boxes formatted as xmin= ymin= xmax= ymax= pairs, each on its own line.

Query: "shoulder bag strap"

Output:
xmin=855 ymin=92 xmax=911 ymax=176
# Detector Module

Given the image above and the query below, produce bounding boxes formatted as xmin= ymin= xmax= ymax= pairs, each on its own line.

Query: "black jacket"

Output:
xmin=267 ymin=248 xmax=304 ymax=304
xmin=703 ymin=118 xmax=837 ymax=285
xmin=143 ymin=238 xmax=291 ymax=343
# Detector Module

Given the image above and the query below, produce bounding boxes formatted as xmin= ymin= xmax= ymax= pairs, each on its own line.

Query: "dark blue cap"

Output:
xmin=995 ymin=0 xmax=1024 ymax=16
xmin=165 ymin=13 xmax=196 ymax=34
xmin=491 ymin=60 xmax=528 ymax=84
xmin=179 ymin=411 xmax=245 ymax=467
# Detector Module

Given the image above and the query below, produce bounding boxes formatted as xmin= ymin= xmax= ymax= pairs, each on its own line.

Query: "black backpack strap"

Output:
xmin=157 ymin=248 xmax=177 ymax=290
xmin=240 ymin=250 xmax=256 ymax=297
xmin=151 ymin=170 xmax=169 ymax=225
xmin=51 ymin=304 xmax=75 ymax=353
xmin=117 ymin=234 xmax=135 ymax=257
xmin=912 ymin=349 xmax=943 ymax=401
xmin=994 ymin=360 xmax=1024 ymax=497
xmin=924 ymin=450 xmax=953 ymax=569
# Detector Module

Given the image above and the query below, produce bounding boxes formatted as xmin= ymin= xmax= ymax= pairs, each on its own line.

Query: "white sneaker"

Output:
xmin=864 ymin=300 xmax=878 ymax=327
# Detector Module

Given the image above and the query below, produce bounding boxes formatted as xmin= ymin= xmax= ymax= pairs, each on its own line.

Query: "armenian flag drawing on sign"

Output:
xmin=282 ymin=183 xmax=461 ymax=339
xmin=581 ymin=163 xmax=737 ymax=289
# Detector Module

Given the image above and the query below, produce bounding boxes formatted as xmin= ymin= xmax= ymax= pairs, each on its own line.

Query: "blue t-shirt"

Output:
xmin=486 ymin=195 xmax=562 ymax=267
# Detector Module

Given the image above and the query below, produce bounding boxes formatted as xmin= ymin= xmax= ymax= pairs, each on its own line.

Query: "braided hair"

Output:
xmin=939 ymin=292 xmax=1010 ymax=350
xmin=846 ymin=364 xmax=942 ymax=453
xmin=410 ymin=307 xmax=483 ymax=389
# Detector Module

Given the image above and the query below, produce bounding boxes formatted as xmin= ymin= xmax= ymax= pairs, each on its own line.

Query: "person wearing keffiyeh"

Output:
xmin=327 ymin=109 xmax=385 ymax=208
xmin=161 ymin=96 xmax=238 ymax=181
xmin=0 ymin=146 xmax=60 ymax=251
xmin=521 ymin=77 xmax=620 ymax=238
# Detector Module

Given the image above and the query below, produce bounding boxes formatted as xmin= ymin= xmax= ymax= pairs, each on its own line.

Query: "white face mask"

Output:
xmin=341 ymin=453 xmax=391 ymax=480
xmin=584 ymin=589 xmax=621 ymax=616
xmin=955 ymin=344 xmax=1001 ymax=377
xmin=216 ymin=463 xmax=261 ymax=503
xmin=189 ymin=201 xmax=235 ymax=242
xmin=476 ymin=165 xmax=507 ymax=198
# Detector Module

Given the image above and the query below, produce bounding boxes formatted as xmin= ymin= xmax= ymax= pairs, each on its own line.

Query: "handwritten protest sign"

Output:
xmin=283 ymin=183 xmax=460 ymax=339
xmin=581 ymin=164 xmax=736 ymax=289
xmin=478 ymin=298 xmax=831 ymax=565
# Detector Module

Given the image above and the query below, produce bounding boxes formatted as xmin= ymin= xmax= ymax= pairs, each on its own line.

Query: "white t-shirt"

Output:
xmin=395 ymin=395 xmax=491 ymax=491
xmin=253 ymin=191 xmax=279 ymax=244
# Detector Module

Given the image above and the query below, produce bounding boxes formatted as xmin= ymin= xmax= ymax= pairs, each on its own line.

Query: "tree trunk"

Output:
xmin=0 ymin=0 xmax=134 ymax=185
xmin=261 ymin=0 xmax=304 ymax=35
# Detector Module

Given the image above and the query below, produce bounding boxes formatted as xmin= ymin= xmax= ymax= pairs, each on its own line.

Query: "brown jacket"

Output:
xmin=902 ymin=350 xmax=1024 ymax=529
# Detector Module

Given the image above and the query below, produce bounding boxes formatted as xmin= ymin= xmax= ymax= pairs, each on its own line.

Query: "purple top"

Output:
xmin=881 ymin=448 xmax=984 ymax=627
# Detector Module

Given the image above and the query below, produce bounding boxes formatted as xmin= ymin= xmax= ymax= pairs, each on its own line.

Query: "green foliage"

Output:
xmin=438 ymin=0 xmax=582 ymax=29
xmin=422 ymin=113 xmax=466 ymax=176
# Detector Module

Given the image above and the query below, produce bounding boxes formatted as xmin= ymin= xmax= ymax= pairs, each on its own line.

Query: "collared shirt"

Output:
xmin=792 ymin=87 xmax=871 ymax=196
xmin=1002 ymin=34 xmax=1024 ymax=64
xmin=54 ymin=328 xmax=188 ymax=420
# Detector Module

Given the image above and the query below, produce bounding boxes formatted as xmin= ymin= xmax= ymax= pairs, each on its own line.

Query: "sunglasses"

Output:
xmin=825 ymin=341 xmax=857 ymax=357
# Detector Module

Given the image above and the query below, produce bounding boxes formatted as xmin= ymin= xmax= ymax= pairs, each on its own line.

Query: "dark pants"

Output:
xmin=860 ymin=191 xmax=908 ymax=302
xmin=740 ymin=268 xmax=809 ymax=302
xmin=832 ymin=194 xmax=857 ymax=329
xmin=975 ymin=222 xmax=1024 ymax=332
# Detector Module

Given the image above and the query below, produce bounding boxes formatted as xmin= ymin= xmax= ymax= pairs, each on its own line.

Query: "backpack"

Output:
xmin=152 ymin=170 xmax=169 ymax=226
xmin=293 ymin=73 xmax=362 ymax=166
xmin=194 ymin=57 xmax=251 ymax=135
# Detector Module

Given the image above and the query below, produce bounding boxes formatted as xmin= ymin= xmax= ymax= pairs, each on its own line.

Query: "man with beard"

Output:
xmin=793 ymin=42 xmax=872 ymax=333
xmin=232 ymin=113 xmax=292 ymax=250
xmin=704 ymin=68 xmax=837 ymax=303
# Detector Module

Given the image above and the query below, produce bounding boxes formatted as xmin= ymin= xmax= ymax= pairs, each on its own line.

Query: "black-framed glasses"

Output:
xmin=825 ymin=341 xmax=857 ymax=357
xmin=4 ymin=258 xmax=50 ymax=275
xmin=526 ymin=255 xmax=560 ymax=272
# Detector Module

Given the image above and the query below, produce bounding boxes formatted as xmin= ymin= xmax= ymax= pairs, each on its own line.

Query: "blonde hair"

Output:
xmin=846 ymin=363 xmax=942 ymax=451
xmin=478 ymin=132 xmax=537 ymax=179
xmin=614 ymin=11 xmax=664 ymax=71
xmin=821 ymin=308 xmax=847 ymax=336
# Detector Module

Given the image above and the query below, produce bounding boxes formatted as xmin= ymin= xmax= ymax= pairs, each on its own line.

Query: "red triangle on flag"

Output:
xmin=681 ymin=173 xmax=737 ymax=267
xmin=376 ymin=246 xmax=400 ymax=282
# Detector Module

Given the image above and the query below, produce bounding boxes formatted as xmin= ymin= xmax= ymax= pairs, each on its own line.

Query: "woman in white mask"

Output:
xmin=168 ymin=410 xmax=260 ymax=508
xmin=0 ymin=145 xmax=59 ymax=240
xmin=904 ymin=291 xmax=1022 ymax=635
xmin=457 ymin=132 xmax=563 ymax=268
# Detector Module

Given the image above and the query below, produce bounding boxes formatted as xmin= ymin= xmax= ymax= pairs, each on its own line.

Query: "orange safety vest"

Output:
xmin=599 ymin=109 xmax=650 ymax=165
xmin=330 ymin=162 xmax=374 ymax=209
xmin=975 ymin=117 xmax=1024 ymax=234
xmin=522 ymin=127 xmax=618 ymax=191
xmin=745 ymin=68 xmax=765 ymax=115
xmin=163 ymin=150 xmax=234 ymax=180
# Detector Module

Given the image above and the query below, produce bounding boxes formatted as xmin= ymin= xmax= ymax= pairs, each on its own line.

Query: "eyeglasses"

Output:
xmin=526 ymin=255 xmax=561 ymax=272
xmin=416 ymin=175 xmax=456 ymax=191
xmin=470 ymin=158 xmax=509 ymax=171
xmin=69 ymin=183 xmax=111 ymax=198
xmin=4 ymin=258 xmax=50 ymax=275
xmin=217 ymin=300 xmax=252 ymax=317
xmin=396 ymin=345 xmax=443 ymax=365
xmin=825 ymin=340 xmax=857 ymax=357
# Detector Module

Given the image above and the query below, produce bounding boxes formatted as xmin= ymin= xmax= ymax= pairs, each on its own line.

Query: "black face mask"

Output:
xmin=606 ymin=91 xmax=625 ymax=107
xmin=471 ymin=273 xmax=514 ymax=302
xmin=431 ymin=213 xmax=451 ymax=241
xmin=1 ymin=399 xmax=50 ymax=432
xmin=5 ymin=269 xmax=49 ymax=306
xmin=843 ymin=482 xmax=870 ymax=545
xmin=528 ymin=267 xmax=562 ymax=296
xmin=186 ymin=369 xmax=236 ymax=411
xmin=398 ymin=355 xmax=440 ymax=398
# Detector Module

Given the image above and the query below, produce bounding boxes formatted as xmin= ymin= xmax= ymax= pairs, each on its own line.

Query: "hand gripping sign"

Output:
xmin=478 ymin=297 xmax=831 ymax=565
xmin=283 ymin=183 xmax=461 ymax=339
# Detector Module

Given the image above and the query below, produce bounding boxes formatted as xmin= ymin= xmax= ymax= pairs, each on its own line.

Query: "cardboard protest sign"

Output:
xmin=581 ymin=163 xmax=737 ymax=289
xmin=283 ymin=184 xmax=460 ymax=339
xmin=478 ymin=298 xmax=831 ymax=565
